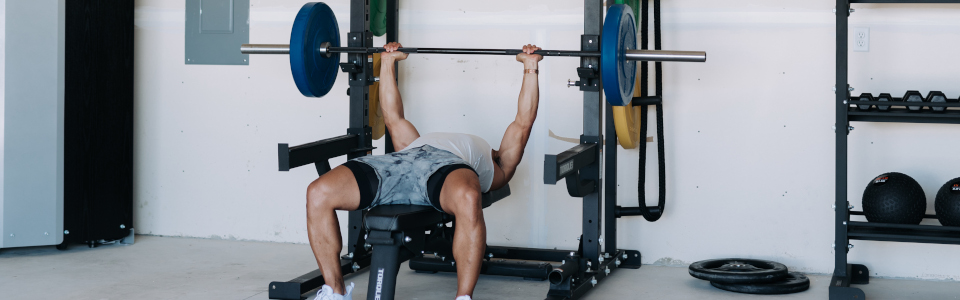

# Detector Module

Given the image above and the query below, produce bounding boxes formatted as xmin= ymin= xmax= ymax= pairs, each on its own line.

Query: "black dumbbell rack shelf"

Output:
xmin=846 ymin=212 xmax=960 ymax=245
xmin=847 ymin=100 xmax=960 ymax=124
xmin=832 ymin=1 xmax=960 ymax=298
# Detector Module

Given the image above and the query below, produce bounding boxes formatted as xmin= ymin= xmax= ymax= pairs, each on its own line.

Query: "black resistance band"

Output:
xmin=637 ymin=0 xmax=666 ymax=222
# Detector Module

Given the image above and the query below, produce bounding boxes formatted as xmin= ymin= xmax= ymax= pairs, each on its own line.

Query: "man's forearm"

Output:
xmin=516 ymin=62 xmax=540 ymax=127
xmin=379 ymin=58 xmax=403 ymax=121
xmin=499 ymin=62 xmax=540 ymax=180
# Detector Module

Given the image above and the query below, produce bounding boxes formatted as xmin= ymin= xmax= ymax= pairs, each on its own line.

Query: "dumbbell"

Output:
xmin=903 ymin=90 xmax=924 ymax=111
xmin=876 ymin=93 xmax=893 ymax=111
xmin=927 ymin=91 xmax=947 ymax=112
xmin=855 ymin=93 xmax=873 ymax=111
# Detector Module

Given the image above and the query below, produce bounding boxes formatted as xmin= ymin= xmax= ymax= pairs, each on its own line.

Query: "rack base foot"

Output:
xmin=850 ymin=264 xmax=869 ymax=284
xmin=829 ymin=286 xmax=866 ymax=300
xmin=828 ymin=264 xmax=869 ymax=300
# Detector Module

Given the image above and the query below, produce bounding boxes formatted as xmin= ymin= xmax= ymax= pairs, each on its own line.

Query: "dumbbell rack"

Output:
xmin=847 ymin=98 xmax=960 ymax=124
xmin=832 ymin=1 xmax=960 ymax=299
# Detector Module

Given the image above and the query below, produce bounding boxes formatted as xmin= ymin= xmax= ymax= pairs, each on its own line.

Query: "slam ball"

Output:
xmin=935 ymin=177 xmax=960 ymax=227
xmin=862 ymin=172 xmax=926 ymax=225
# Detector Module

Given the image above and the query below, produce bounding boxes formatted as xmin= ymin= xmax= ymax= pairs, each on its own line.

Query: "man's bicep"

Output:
xmin=496 ymin=122 xmax=532 ymax=181
xmin=489 ymin=161 xmax=508 ymax=191
xmin=386 ymin=119 xmax=420 ymax=151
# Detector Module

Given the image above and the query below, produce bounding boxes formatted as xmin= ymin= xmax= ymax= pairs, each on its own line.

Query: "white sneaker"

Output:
xmin=455 ymin=296 xmax=472 ymax=300
xmin=314 ymin=282 xmax=355 ymax=300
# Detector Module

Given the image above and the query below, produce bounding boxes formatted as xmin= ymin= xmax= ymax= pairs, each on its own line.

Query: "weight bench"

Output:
xmin=361 ymin=185 xmax=517 ymax=300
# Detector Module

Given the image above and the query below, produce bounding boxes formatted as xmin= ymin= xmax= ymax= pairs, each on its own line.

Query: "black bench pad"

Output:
xmin=364 ymin=185 xmax=511 ymax=232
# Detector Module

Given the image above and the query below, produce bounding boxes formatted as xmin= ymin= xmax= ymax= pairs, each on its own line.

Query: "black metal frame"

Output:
xmin=268 ymin=0 xmax=378 ymax=298
xmin=832 ymin=1 xmax=960 ymax=299
xmin=538 ymin=1 xmax=645 ymax=299
xmin=268 ymin=1 xmax=647 ymax=299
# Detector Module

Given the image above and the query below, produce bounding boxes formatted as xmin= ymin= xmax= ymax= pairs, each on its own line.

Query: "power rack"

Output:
xmin=266 ymin=1 xmax=654 ymax=299
xmin=832 ymin=1 xmax=960 ymax=299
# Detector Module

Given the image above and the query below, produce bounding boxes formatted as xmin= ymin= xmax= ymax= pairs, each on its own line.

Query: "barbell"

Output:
xmin=241 ymin=2 xmax=706 ymax=106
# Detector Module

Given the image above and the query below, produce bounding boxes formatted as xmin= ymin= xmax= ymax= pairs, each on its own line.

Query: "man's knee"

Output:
xmin=450 ymin=185 xmax=483 ymax=220
xmin=306 ymin=178 xmax=336 ymax=211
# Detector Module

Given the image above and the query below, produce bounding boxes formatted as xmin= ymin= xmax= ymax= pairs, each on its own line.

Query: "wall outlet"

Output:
xmin=853 ymin=27 xmax=869 ymax=52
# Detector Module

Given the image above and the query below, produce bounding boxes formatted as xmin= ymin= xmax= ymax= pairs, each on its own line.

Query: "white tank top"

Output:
xmin=403 ymin=132 xmax=495 ymax=192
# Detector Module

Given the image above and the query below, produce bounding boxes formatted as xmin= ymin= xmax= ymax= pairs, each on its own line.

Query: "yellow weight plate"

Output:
xmin=613 ymin=72 xmax=643 ymax=149
xmin=613 ymin=103 xmax=642 ymax=149
xmin=369 ymin=53 xmax=385 ymax=140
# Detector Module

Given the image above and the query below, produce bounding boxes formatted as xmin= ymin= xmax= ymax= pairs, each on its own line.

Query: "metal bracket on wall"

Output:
xmin=345 ymin=31 xmax=373 ymax=85
xmin=575 ymin=35 xmax=601 ymax=91
xmin=565 ymin=172 xmax=597 ymax=197
xmin=544 ymin=143 xmax=598 ymax=185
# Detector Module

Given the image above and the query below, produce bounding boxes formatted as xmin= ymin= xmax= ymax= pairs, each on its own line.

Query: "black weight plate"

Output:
xmin=710 ymin=272 xmax=810 ymax=295
xmin=689 ymin=258 xmax=788 ymax=284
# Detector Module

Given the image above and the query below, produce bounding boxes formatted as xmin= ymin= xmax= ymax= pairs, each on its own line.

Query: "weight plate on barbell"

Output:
xmin=613 ymin=103 xmax=642 ymax=149
xmin=290 ymin=2 xmax=341 ymax=98
xmin=614 ymin=0 xmax=641 ymax=25
xmin=688 ymin=258 xmax=789 ymax=284
xmin=613 ymin=65 xmax=645 ymax=149
xmin=602 ymin=4 xmax=638 ymax=106
xmin=710 ymin=272 xmax=810 ymax=295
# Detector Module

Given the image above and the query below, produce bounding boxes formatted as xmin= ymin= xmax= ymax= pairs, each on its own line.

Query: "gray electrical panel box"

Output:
xmin=185 ymin=0 xmax=249 ymax=65
xmin=3 ymin=0 xmax=66 ymax=249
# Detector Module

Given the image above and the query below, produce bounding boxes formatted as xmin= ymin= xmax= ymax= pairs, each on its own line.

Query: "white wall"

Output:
xmin=0 ymin=0 xmax=6 ymax=246
xmin=133 ymin=0 xmax=960 ymax=280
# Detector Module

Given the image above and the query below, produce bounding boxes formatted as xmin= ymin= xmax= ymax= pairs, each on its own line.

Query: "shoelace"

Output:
xmin=315 ymin=283 xmax=355 ymax=300
xmin=315 ymin=285 xmax=340 ymax=300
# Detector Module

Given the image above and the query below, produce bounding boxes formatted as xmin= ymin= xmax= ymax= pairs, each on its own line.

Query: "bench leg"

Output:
xmin=366 ymin=230 xmax=403 ymax=300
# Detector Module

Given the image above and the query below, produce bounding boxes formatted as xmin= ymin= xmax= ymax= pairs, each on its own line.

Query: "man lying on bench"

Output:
xmin=305 ymin=42 xmax=543 ymax=300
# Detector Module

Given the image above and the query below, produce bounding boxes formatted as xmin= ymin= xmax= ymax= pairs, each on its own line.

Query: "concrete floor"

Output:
xmin=1 ymin=236 xmax=958 ymax=300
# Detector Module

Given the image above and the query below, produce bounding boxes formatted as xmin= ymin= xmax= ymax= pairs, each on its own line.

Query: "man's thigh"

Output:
xmin=438 ymin=169 xmax=482 ymax=215
xmin=311 ymin=164 xmax=364 ymax=211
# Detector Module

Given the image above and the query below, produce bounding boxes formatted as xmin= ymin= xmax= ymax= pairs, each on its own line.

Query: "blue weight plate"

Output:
xmin=601 ymin=4 xmax=637 ymax=106
xmin=290 ymin=2 xmax=341 ymax=97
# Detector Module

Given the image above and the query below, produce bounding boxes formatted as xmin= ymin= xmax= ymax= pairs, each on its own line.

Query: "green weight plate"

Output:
xmin=370 ymin=0 xmax=387 ymax=37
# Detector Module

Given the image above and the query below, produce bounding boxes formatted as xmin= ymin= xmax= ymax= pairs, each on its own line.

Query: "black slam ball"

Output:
xmin=862 ymin=172 xmax=926 ymax=224
xmin=935 ymin=177 xmax=960 ymax=227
